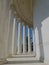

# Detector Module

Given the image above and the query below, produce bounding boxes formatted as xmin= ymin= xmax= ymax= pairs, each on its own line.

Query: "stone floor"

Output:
xmin=3 ymin=57 xmax=48 ymax=65
xmin=3 ymin=63 xmax=48 ymax=65
xmin=0 ymin=55 xmax=48 ymax=65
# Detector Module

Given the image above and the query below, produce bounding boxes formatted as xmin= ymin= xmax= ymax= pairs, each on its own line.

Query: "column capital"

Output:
xmin=22 ymin=23 xmax=26 ymax=28
xmin=28 ymin=26 xmax=31 ymax=29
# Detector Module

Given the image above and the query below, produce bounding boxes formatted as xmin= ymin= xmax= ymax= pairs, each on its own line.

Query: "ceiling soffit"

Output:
xmin=10 ymin=0 xmax=34 ymax=27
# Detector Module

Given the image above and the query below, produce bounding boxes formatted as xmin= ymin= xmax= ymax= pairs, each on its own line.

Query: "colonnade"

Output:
xmin=0 ymin=0 xmax=45 ymax=64
xmin=11 ymin=16 xmax=33 ymax=55
xmin=0 ymin=1 xmax=34 ymax=64
xmin=0 ymin=5 xmax=34 ymax=64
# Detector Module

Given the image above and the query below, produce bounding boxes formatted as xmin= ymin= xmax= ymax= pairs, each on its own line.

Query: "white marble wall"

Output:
xmin=33 ymin=0 xmax=49 ymax=63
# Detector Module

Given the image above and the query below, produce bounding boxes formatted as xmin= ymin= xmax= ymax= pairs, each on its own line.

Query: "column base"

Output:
xmin=0 ymin=58 xmax=8 ymax=64
xmin=28 ymin=51 xmax=32 ymax=54
xmin=39 ymin=57 xmax=44 ymax=62
xmin=8 ymin=53 xmax=17 ymax=58
xmin=17 ymin=50 xmax=22 ymax=54
xmin=8 ymin=54 xmax=13 ymax=58
xmin=23 ymin=52 xmax=27 ymax=54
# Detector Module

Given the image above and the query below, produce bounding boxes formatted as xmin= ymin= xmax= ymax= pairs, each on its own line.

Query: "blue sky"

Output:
xmin=18 ymin=22 xmax=33 ymax=44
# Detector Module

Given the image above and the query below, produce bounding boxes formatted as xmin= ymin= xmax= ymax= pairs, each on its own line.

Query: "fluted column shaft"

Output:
xmin=28 ymin=27 xmax=31 ymax=53
xmin=23 ymin=24 xmax=27 ymax=53
xmin=18 ymin=22 xmax=22 ymax=54
xmin=12 ymin=18 xmax=17 ymax=55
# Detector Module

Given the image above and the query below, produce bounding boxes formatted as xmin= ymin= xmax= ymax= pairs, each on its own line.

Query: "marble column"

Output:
xmin=18 ymin=22 xmax=22 ymax=54
xmin=12 ymin=18 xmax=17 ymax=55
xmin=23 ymin=24 xmax=27 ymax=53
xmin=28 ymin=27 xmax=31 ymax=53
xmin=0 ymin=0 xmax=10 ymax=64
xmin=32 ymin=29 xmax=36 ymax=55
xmin=8 ymin=10 xmax=14 ymax=56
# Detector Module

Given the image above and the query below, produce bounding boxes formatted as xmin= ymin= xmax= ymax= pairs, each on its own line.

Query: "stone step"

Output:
xmin=8 ymin=54 xmax=35 ymax=58
xmin=4 ymin=63 xmax=48 ymax=65
xmin=3 ymin=57 xmax=48 ymax=65
xmin=7 ymin=57 xmax=38 ymax=62
xmin=0 ymin=59 xmax=8 ymax=65
xmin=3 ymin=55 xmax=48 ymax=65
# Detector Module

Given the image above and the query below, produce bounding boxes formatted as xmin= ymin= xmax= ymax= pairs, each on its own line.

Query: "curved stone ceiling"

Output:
xmin=11 ymin=0 xmax=34 ymax=26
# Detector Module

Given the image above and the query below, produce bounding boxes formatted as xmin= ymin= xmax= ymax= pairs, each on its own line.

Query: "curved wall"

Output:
xmin=33 ymin=0 xmax=49 ymax=63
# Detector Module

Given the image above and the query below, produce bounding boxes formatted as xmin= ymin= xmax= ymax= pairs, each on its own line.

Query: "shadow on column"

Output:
xmin=37 ymin=23 xmax=44 ymax=62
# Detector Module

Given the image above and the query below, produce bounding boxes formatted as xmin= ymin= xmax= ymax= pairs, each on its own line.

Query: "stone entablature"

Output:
xmin=10 ymin=0 xmax=34 ymax=27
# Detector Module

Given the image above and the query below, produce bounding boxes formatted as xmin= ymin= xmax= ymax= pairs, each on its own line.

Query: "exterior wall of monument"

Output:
xmin=33 ymin=0 xmax=49 ymax=63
